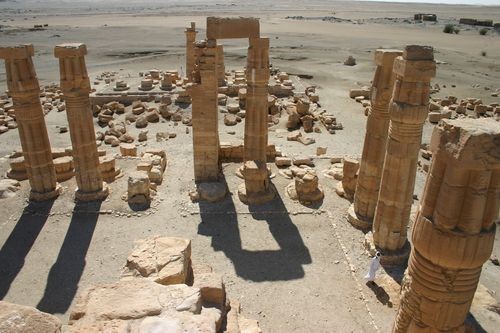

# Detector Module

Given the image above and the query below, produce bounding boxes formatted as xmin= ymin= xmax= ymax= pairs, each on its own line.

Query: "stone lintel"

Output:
xmin=403 ymin=45 xmax=434 ymax=61
xmin=207 ymin=17 xmax=260 ymax=40
xmin=54 ymin=43 xmax=87 ymax=58
xmin=0 ymin=44 xmax=34 ymax=59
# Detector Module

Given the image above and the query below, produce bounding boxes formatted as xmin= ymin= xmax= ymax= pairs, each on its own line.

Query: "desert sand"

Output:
xmin=0 ymin=0 xmax=499 ymax=332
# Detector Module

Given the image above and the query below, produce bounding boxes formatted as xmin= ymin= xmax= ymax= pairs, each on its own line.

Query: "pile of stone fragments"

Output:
xmin=0 ymin=236 xmax=261 ymax=333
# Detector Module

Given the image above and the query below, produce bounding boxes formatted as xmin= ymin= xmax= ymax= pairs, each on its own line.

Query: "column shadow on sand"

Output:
xmin=198 ymin=179 xmax=311 ymax=282
xmin=0 ymin=199 xmax=55 ymax=299
xmin=37 ymin=200 xmax=101 ymax=314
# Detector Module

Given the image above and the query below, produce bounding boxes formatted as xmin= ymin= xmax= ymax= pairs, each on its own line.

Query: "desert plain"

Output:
xmin=0 ymin=0 xmax=499 ymax=332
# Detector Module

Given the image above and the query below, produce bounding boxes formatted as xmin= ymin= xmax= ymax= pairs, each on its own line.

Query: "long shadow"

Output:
xmin=37 ymin=200 xmax=101 ymax=314
xmin=198 ymin=179 xmax=311 ymax=282
xmin=0 ymin=200 xmax=55 ymax=299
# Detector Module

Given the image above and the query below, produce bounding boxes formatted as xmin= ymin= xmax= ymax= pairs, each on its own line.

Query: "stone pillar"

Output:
xmin=188 ymin=40 xmax=220 ymax=182
xmin=54 ymin=43 xmax=108 ymax=201
xmin=244 ymin=37 xmax=269 ymax=163
xmin=238 ymin=37 xmax=274 ymax=205
xmin=393 ymin=118 xmax=499 ymax=333
xmin=185 ymin=22 xmax=197 ymax=82
xmin=349 ymin=49 xmax=402 ymax=230
xmin=216 ymin=44 xmax=225 ymax=87
xmin=0 ymin=44 xmax=60 ymax=201
xmin=371 ymin=45 xmax=436 ymax=261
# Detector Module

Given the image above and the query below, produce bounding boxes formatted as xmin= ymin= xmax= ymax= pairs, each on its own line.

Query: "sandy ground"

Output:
xmin=0 ymin=1 xmax=499 ymax=332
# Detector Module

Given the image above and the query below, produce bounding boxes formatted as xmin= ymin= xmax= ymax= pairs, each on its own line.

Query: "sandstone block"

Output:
xmin=0 ymin=301 xmax=62 ymax=333
xmin=125 ymin=236 xmax=191 ymax=285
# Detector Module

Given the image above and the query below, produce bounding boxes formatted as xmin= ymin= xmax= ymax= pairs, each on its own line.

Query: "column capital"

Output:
xmin=0 ymin=44 xmax=34 ymax=59
xmin=54 ymin=43 xmax=87 ymax=58
xmin=0 ymin=44 xmax=39 ymax=95
xmin=54 ymin=43 xmax=91 ymax=93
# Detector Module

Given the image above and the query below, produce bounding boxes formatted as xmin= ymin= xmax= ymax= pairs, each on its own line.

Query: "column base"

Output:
xmin=285 ymin=181 xmax=324 ymax=205
xmin=195 ymin=181 xmax=227 ymax=203
xmin=335 ymin=182 xmax=354 ymax=200
xmin=29 ymin=184 xmax=62 ymax=202
xmin=347 ymin=203 xmax=373 ymax=230
xmin=101 ymin=167 xmax=122 ymax=183
xmin=364 ymin=231 xmax=411 ymax=266
xmin=236 ymin=165 xmax=273 ymax=179
xmin=237 ymin=183 xmax=275 ymax=205
xmin=75 ymin=183 xmax=109 ymax=202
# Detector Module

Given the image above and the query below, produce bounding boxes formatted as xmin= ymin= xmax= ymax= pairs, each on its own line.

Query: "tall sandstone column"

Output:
xmin=372 ymin=45 xmax=436 ymax=261
xmin=393 ymin=118 xmax=499 ymax=333
xmin=54 ymin=43 xmax=108 ymax=201
xmin=238 ymin=37 xmax=274 ymax=205
xmin=349 ymin=49 xmax=402 ymax=230
xmin=188 ymin=40 xmax=220 ymax=181
xmin=185 ymin=22 xmax=197 ymax=81
xmin=0 ymin=44 xmax=60 ymax=201
xmin=216 ymin=44 xmax=225 ymax=86
xmin=244 ymin=37 xmax=269 ymax=163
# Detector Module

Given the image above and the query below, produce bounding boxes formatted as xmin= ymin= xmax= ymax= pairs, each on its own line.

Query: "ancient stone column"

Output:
xmin=187 ymin=40 xmax=220 ymax=182
xmin=54 ymin=43 xmax=108 ymax=201
xmin=371 ymin=45 xmax=436 ymax=262
xmin=0 ymin=44 xmax=60 ymax=201
xmin=238 ymin=37 xmax=274 ymax=205
xmin=393 ymin=118 xmax=499 ymax=333
xmin=216 ymin=44 xmax=225 ymax=86
xmin=349 ymin=49 xmax=402 ymax=229
xmin=244 ymin=37 xmax=269 ymax=163
xmin=185 ymin=22 xmax=197 ymax=82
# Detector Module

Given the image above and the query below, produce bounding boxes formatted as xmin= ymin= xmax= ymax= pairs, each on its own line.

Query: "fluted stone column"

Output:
xmin=188 ymin=40 xmax=220 ymax=182
xmin=0 ymin=44 xmax=60 ymax=201
xmin=349 ymin=49 xmax=402 ymax=230
xmin=54 ymin=43 xmax=108 ymax=201
xmin=216 ymin=44 xmax=225 ymax=87
xmin=371 ymin=45 xmax=436 ymax=262
xmin=238 ymin=37 xmax=274 ymax=205
xmin=185 ymin=22 xmax=197 ymax=82
xmin=393 ymin=118 xmax=499 ymax=333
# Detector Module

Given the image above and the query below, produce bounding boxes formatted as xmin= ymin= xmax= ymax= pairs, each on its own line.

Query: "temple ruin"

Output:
xmin=0 ymin=9 xmax=498 ymax=333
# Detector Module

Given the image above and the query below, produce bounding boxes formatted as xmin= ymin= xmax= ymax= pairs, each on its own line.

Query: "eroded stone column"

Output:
xmin=216 ymin=44 xmax=225 ymax=87
xmin=349 ymin=49 xmax=402 ymax=230
xmin=371 ymin=45 xmax=436 ymax=262
xmin=188 ymin=40 xmax=220 ymax=182
xmin=393 ymin=118 xmax=499 ymax=333
xmin=244 ymin=37 xmax=269 ymax=163
xmin=185 ymin=22 xmax=197 ymax=82
xmin=0 ymin=44 xmax=60 ymax=201
xmin=54 ymin=43 xmax=108 ymax=201
xmin=238 ymin=37 xmax=274 ymax=205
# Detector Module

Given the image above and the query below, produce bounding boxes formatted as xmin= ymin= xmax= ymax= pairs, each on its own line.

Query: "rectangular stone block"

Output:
xmin=206 ymin=17 xmax=260 ymax=39
xmin=392 ymin=57 xmax=436 ymax=81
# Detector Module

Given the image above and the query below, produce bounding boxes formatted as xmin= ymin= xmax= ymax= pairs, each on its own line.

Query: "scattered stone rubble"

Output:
xmin=63 ymin=236 xmax=262 ymax=333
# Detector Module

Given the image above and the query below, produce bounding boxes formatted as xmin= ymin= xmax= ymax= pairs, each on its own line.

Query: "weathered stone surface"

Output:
xmin=193 ymin=272 xmax=225 ymax=307
xmin=125 ymin=236 xmax=192 ymax=285
xmin=0 ymin=179 xmax=21 ymax=199
xmin=393 ymin=118 xmax=499 ymax=332
xmin=0 ymin=301 xmax=61 ymax=333
xmin=67 ymin=279 xmax=203 ymax=328
xmin=127 ymin=171 xmax=150 ymax=207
